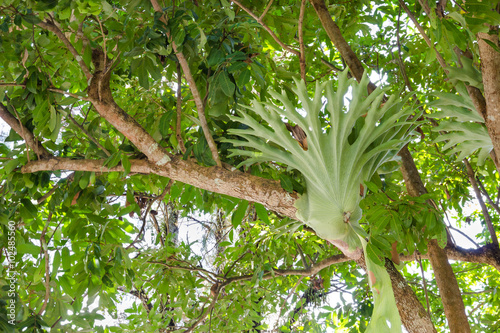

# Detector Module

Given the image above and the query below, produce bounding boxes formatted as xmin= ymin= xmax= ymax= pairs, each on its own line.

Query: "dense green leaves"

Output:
xmin=0 ymin=0 xmax=499 ymax=332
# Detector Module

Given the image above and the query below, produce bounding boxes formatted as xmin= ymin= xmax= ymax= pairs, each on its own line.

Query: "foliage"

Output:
xmin=0 ymin=0 xmax=499 ymax=333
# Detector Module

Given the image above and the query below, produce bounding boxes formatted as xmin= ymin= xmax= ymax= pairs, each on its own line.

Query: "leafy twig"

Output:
xmin=150 ymin=0 xmax=221 ymax=167
xmin=37 ymin=20 xmax=92 ymax=80
xmin=230 ymin=0 xmax=300 ymax=55
xmin=464 ymin=159 xmax=498 ymax=246
xmin=38 ymin=212 xmax=52 ymax=315
xmin=67 ymin=114 xmax=111 ymax=156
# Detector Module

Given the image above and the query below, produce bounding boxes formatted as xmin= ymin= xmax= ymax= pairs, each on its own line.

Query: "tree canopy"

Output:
xmin=1 ymin=0 xmax=500 ymax=332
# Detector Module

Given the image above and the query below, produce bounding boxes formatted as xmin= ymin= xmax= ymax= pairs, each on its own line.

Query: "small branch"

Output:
xmin=38 ymin=172 xmax=75 ymax=205
xmin=464 ymin=159 xmax=498 ymax=246
xmin=183 ymin=281 xmax=222 ymax=333
xmin=319 ymin=58 xmax=343 ymax=72
xmin=48 ymin=88 xmax=91 ymax=101
xmin=396 ymin=7 xmax=413 ymax=91
xmin=0 ymin=102 xmax=51 ymax=159
xmin=230 ymin=0 xmax=300 ymax=56
xmin=38 ymin=212 xmax=52 ymax=315
xmin=416 ymin=255 xmax=431 ymax=318
xmin=398 ymin=0 xmax=448 ymax=70
xmin=476 ymin=176 xmax=500 ymax=216
xmin=0 ymin=83 xmax=90 ymax=101
xmin=259 ymin=0 xmax=274 ymax=20
xmin=298 ymin=0 xmax=307 ymax=82
xmin=67 ymin=114 xmax=111 ymax=156
xmin=96 ymin=16 xmax=107 ymax=72
xmin=151 ymin=0 xmax=221 ymax=166
xmin=37 ymin=20 xmax=92 ymax=80
xmin=176 ymin=62 xmax=187 ymax=153
xmin=448 ymin=225 xmax=480 ymax=248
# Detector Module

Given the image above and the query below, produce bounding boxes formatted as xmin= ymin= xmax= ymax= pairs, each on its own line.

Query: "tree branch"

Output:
xmin=0 ymin=102 xmax=52 ymax=159
xmin=38 ymin=212 xmax=52 ymax=316
xmin=259 ymin=0 xmax=274 ymax=20
xmin=309 ymin=0 xmax=377 ymax=93
xmin=298 ymin=0 xmax=307 ymax=82
xmin=230 ymin=0 xmax=300 ymax=56
xmin=21 ymin=156 xmax=298 ymax=219
xmin=176 ymin=62 xmax=187 ymax=153
xmin=37 ymin=20 xmax=92 ymax=80
xmin=464 ymin=159 xmax=498 ymax=246
xmin=67 ymin=114 xmax=111 ymax=157
xmin=476 ymin=176 xmax=500 ymax=216
xmin=398 ymin=0 xmax=448 ymax=70
xmin=150 ymin=0 xmax=221 ymax=167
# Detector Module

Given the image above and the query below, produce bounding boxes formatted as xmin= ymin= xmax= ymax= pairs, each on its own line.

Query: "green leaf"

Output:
xmin=121 ymin=154 xmax=131 ymax=175
xmin=279 ymin=174 xmax=294 ymax=193
xmin=231 ymin=201 xmax=249 ymax=227
xmin=217 ymin=71 xmax=235 ymax=97
xmin=159 ymin=111 xmax=174 ymax=137
xmin=237 ymin=69 xmax=251 ymax=87
xmin=254 ymin=203 xmax=270 ymax=224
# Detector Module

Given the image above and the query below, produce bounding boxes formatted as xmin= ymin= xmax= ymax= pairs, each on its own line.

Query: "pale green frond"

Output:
xmin=429 ymin=85 xmax=492 ymax=164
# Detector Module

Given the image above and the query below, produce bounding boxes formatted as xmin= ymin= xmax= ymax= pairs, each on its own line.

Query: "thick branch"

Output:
xmin=298 ymin=0 xmax=307 ymax=82
xmin=399 ymin=147 xmax=471 ymax=333
xmin=308 ymin=0 xmax=377 ymax=93
xmin=0 ymin=102 xmax=51 ymax=159
xmin=21 ymin=156 xmax=298 ymax=219
xmin=478 ymin=30 xmax=500 ymax=170
xmin=150 ymin=0 xmax=221 ymax=167
xmin=37 ymin=20 xmax=92 ymax=80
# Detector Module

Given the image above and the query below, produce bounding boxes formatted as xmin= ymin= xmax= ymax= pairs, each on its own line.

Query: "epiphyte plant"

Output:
xmin=226 ymin=71 xmax=419 ymax=332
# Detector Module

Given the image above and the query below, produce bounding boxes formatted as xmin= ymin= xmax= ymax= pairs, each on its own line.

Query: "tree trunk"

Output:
xmin=478 ymin=30 xmax=500 ymax=171
xmin=399 ymin=146 xmax=471 ymax=333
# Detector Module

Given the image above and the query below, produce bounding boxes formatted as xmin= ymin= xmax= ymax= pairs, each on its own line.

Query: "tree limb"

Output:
xmin=230 ymin=0 xmax=300 ymax=56
xmin=464 ymin=159 xmax=498 ymax=246
xmin=21 ymin=156 xmax=298 ymax=219
xmin=398 ymin=0 xmax=448 ymax=70
xmin=298 ymin=0 xmax=307 ymax=82
xmin=150 ymin=0 xmax=221 ymax=167
xmin=0 ymin=102 xmax=51 ymax=159
xmin=37 ymin=20 xmax=92 ymax=80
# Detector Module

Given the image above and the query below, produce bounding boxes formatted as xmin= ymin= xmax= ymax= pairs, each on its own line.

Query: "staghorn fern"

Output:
xmin=225 ymin=71 xmax=419 ymax=332
xmin=428 ymin=83 xmax=493 ymax=165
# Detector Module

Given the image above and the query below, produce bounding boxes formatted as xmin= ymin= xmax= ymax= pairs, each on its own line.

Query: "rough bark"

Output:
xmin=21 ymin=156 xmax=298 ymax=219
xmin=307 ymin=2 xmax=437 ymax=331
xmin=399 ymin=146 xmax=471 ymax=333
xmin=308 ymin=0 xmax=377 ymax=93
xmin=385 ymin=261 xmax=437 ymax=333
xmin=478 ymin=30 xmax=500 ymax=170
xmin=0 ymin=102 xmax=51 ymax=159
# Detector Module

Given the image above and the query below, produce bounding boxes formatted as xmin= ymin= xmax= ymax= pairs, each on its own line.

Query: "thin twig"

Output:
xmin=151 ymin=0 xmax=221 ymax=166
xmin=476 ymin=177 xmax=500 ymax=216
xmin=298 ymin=0 xmax=307 ymax=82
xmin=176 ymin=62 xmax=187 ymax=153
xmin=416 ymin=254 xmax=431 ymax=318
xmin=96 ymin=16 xmax=107 ymax=72
xmin=38 ymin=212 xmax=53 ymax=315
xmin=230 ymin=0 xmax=300 ymax=55
xmin=259 ymin=0 xmax=274 ymax=20
xmin=37 ymin=20 xmax=92 ymax=80
xmin=398 ymin=0 xmax=448 ymax=70
xmin=67 ymin=114 xmax=111 ymax=156
xmin=396 ymin=7 xmax=413 ymax=91
xmin=464 ymin=159 xmax=498 ymax=246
